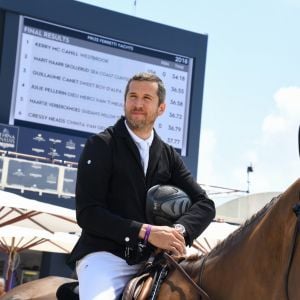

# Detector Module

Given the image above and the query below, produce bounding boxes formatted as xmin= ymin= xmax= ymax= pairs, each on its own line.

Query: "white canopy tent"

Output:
xmin=0 ymin=225 xmax=79 ymax=254
xmin=0 ymin=225 xmax=79 ymax=291
xmin=0 ymin=189 xmax=80 ymax=233
xmin=188 ymin=221 xmax=239 ymax=255
xmin=0 ymin=190 xmax=81 ymax=290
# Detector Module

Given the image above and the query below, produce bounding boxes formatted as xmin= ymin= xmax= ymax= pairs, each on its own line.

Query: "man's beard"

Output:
xmin=126 ymin=115 xmax=147 ymax=129
xmin=125 ymin=110 xmax=155 ymax=131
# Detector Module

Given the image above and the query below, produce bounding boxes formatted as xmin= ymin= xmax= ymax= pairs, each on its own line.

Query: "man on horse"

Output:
xmin=68 ymin=72 xmax=215 ymax=299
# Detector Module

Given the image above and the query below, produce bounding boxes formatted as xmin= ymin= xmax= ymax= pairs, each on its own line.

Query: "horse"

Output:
xmin=2 ymin=178 xmax=300 ymax=300
xmin=157 ymin=178 xmax=300 ymax=300
xmin=0 ymin=276 xmax=76 ymax=300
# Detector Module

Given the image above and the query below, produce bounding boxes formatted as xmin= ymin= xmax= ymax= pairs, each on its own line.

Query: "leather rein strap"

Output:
xmin=163 ymin=252 xmax=210 ymax=300
xmin=286 ymin=200 xmax=300 ymax=300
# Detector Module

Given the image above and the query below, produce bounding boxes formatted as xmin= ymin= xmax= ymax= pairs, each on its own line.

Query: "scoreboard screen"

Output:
xmin=11 ymin=17 xmax=194 ymax=155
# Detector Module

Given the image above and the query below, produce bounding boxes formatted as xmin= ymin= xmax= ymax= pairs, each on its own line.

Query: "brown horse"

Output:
xmin=158 ymin=178 xmax=300 ymax=300
xmin=1 ymin=276 xmax=75 ymax=300
xmin=2 ymin=178 xmax=300 ymax=300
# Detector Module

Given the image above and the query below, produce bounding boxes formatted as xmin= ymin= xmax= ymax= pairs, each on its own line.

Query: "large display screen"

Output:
xmin=10 ymin=17 xmax=194 ymax=155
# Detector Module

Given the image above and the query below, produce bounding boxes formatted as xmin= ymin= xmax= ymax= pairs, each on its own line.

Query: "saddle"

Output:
xmin=122 ymin=252 xmax=169 ymax=300
xmin=56 ymin=253 xmax=168 ymax=300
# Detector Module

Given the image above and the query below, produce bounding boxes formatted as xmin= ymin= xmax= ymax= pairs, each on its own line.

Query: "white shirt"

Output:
xmin=125 ymin=120 xmax=154 ymax=175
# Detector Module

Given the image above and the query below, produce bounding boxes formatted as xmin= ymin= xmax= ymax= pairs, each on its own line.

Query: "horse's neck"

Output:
xmin=201 ymin=179 xmax=300 ymax=300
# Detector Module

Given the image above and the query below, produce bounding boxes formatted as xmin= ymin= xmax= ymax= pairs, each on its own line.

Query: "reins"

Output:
xmin=285 ymin=200 xmax=300 ymax=300
xmin=163 ymin=252 xmax=210 ymax=300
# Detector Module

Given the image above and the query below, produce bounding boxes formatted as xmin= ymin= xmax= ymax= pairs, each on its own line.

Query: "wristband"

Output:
xmin=143 ymin=224 xmax=152 ymax=245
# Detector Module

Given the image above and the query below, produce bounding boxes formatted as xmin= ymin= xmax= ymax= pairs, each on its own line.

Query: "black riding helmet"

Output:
xmin=146 ymin=185 xmax=192 ymax=226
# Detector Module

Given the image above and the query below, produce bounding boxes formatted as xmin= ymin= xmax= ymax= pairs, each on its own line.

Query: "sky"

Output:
xmin=77 ymin=0 xmax=299 ymax=201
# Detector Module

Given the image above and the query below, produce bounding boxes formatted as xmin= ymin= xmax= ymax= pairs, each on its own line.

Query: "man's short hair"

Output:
xmin=124 ymin=72 xmax=166 ymax=105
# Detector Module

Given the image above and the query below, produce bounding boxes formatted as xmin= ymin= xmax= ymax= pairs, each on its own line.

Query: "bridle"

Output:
xmin=285 ymin=200 xmax=300 ymax=300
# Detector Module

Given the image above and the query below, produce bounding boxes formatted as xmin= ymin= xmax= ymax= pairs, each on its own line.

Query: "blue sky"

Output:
xmin=77 ymin=0 xmax=299 ymax=198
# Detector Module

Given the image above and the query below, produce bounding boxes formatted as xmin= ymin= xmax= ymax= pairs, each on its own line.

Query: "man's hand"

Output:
xmin=139 ymin=224 xmax=186 ymax=256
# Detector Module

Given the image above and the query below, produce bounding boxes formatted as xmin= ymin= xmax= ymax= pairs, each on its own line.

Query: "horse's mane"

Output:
xmin=183 ymin=194 xmax=281 ymax=272
xmin=207 ymin=195 xmax=280 ymax=257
